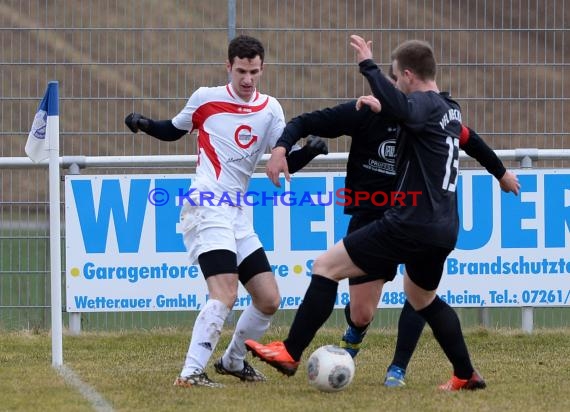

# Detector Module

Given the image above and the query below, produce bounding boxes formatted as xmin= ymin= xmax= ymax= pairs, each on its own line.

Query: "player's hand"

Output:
xmin=499 ymin=170 xmax=520 ymax=195
xmin=266 ymin=146 xmax=290 ymax=187
xmin=356 ymin=95 xmax=382 ymax=113
xmin=306 ymin=135 xmax=329 ymax=156
xmin=125 ymin=112 xmax=151 ymax=133
xmin=349 ymin=35 xmax=373 ymax=63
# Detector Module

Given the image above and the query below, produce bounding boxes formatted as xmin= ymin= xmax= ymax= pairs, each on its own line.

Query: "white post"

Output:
xmin=518 ymin=151 xmax=535 ymax=334
xmin=68 ymin=161 xmax=82 ymax=335
xmin=69 ymin=313 xmax=81 ymax=335
xmin=479 ymin=307 xmax=491 ymax=328
xmin=522 ymin=307 xmax=534 ymax=333
xmin=46 ymin=81 xmax=63 ymax=366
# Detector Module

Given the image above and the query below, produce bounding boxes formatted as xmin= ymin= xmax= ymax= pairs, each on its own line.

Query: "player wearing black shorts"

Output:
xmin=273 ymin=91 xmax=520 ymax=386
xmin=246 ymin=36 xmax=491 ymax=391
xmin=267 ymin=95 xmax=399 ymax=359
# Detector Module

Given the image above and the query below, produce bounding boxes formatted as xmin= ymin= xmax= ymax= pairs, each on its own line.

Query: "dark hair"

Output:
xmin=391 ymin=40 xmax=436 ymax=80
xmin=228 ymin=35 xmax=265 ymax=65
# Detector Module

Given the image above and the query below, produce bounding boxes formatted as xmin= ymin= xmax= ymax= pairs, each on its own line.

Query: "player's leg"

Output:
xmin=404 ymin=249 xmax=486 ymax=391
xmin=339 ymin=213 xmax=385 ymax=357
xmin=246 ymin=220 xmax=399 ymax=376
xmin=175 ymin=204 xmax=237 ymax=388
xmin=246 ymin=238 xmax=366 ymax=375
xmin=384 ymin=266 xmax=427 ymax=388
xmin=216 ymin=248 xmax=279 ymax=382
xmin=340 ymin=279 xmax=383 ymax=357
xmin=176 ymin=251 xmax=239 ymax=388
xmin=383 ymin=297 xmax=426 ymax=387
xmin=283 ymin=240 xmax=367 ymax=359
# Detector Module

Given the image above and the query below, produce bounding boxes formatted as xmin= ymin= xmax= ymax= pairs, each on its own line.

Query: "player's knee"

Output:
xmin=267 ymin=293 xmax=281 ymax=314
xmin=266 ymin=297 xmax=280 ymax=315
xmin=255 ymin=301 xmax=279 ymax=315
xmin=311 ymin=256 xmax=326 ymax=274
xmin=253 ymin=293 xmax=280 ymax=315
xmin=226 ymin=292 xmax=239 ymax=309
xmin=350 ymin=306 xmax=375 ymax=326
xmin=404 ymin=276 xmax=436 ymax=310
xmin=312 ymin=256 xmax=340 ymax=279
xmin=211 ymin=290 xmax=237 ymax=309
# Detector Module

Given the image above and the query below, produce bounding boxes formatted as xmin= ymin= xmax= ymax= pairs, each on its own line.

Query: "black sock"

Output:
xmin=344 ymin=303 xmax=370 ymax=334
xmin=391 ymin=299 xmax=426 ymax=370
xmin=284 ymin=275 xmax=338 ymax=361
xmin=417 ymin=296 xmax=474 ymax=379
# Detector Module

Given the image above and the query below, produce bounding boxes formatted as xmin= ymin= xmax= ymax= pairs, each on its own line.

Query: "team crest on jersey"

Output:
xmin=234 ymin=124 xmax=258 ymax=149
xmin=378 ymin=139 xmax=396 ymax=163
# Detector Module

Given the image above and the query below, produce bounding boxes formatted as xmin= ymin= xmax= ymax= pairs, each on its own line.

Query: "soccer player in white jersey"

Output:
xmin=125 ymin=35 xmax=326 ymax=387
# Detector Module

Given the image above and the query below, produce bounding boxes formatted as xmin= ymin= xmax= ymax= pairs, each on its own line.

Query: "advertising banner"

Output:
xmin=65 ymin=170 xmax=570 ymax=312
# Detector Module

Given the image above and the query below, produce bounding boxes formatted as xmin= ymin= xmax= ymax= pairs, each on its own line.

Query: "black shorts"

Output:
xmin=343 ymin=218 xmax=453 ymax=291
xmin=346 ymin=212 xmax=398 ymax=286
xmin=198 ymin=248 xmax=271 ymax=285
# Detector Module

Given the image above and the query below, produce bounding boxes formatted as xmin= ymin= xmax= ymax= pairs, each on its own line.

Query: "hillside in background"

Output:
xmin=0 ymin=0 xmax=568 ymax=201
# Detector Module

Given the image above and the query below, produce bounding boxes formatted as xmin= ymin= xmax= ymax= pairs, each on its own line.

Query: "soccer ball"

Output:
xmin=307 ymin=345 xmax=355 ymax=392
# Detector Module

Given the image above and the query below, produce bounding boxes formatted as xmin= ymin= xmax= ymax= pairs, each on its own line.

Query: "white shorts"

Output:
xmin=180 ymin=202 xmax=262 ymax=266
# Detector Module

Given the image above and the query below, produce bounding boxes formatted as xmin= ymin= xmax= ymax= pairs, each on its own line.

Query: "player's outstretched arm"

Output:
xmin=287 ymin=136 xmax=329 ymax=174
xmin=266 ymin=146 xmax=289 ymax=187
xmin=356 ymin=95 xmax=381 ymax=113
xmin=125 ymin=112 xmax=151 ymax=133
xmin=460 ymin=126 xmax=520 ymax=195
xmin=498 ymin=170 xmax=521 ymax=195
xmin=349 ymin=35 xmax=373 ymax=64
xmin=351 ymin=36 xmax=409 ymax=120
xmin=124 ymin=112 xmax=186 ymax=142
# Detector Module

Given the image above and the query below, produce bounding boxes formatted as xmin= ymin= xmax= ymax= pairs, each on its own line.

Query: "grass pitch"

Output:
xmin=2 ymin=327 xmax=569 ymax=412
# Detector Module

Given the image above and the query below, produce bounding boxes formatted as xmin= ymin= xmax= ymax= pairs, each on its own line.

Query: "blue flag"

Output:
xmin=25 ymin=81 xmax=59 ymax=162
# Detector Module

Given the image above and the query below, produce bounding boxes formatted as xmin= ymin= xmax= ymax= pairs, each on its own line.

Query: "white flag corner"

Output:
xmin=25 ymin=81 xmax=59 ymax=163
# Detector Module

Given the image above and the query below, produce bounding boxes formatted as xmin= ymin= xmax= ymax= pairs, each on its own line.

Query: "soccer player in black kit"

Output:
xmin=246 ymin=36 xmax=493 ymax=391
xmin=268 ymin=92 xmax=519 ymax=387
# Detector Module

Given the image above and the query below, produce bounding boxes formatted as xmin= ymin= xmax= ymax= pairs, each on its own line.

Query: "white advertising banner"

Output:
xmin=65 ymin=170 xmax=570 ymax=312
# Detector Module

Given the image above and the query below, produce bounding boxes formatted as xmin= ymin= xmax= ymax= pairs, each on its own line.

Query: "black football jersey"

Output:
xmin=359 ymin=59 xmax=463 ymax=248
xmin=276 ymin=100 xmax=398 ymax=214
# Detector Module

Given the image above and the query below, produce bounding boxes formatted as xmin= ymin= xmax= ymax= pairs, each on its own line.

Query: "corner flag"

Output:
xmin=25 ymin=81 xmax=59 ymax=162
xmin=25 ymin=81 xmax=64 ymax=367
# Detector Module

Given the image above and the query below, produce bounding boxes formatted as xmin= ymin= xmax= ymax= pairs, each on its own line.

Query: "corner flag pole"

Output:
xmin=25 ymin=81 xmax=63 ymax=366
xmin=47 ymin=82 xmax=63 ymax=366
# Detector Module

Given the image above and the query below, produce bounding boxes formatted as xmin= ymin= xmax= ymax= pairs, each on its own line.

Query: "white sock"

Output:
xmin=180 ymin=299 xmax=230 ymax=377
xmin=221 ymin=305 xmax=272 ymax=371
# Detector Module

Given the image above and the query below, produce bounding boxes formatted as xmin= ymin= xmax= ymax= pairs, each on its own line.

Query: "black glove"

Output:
xmin=125 ymin=112 xmax=151 ymax=133
xmin=305 ymin=135 xmax=329 ymax=155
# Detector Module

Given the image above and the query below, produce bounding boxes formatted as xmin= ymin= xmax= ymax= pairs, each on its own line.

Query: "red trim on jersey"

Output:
xmin=225 ymin=84 xmax=260 ymax=103
xmin=459 ymin=125 xmax=470 ymax=146
xmin=192 ymin=99 xmax=270 ymax=126
xmin=197 ymin=131 xmax=221 ymax=178
xmin=226 ymin=84 xmax=234 ymax=99
xmin=191 ymin=98 xmax=270 ymax=179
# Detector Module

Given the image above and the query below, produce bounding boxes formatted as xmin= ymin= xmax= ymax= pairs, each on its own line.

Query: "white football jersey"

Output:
xmin=172 ymin=84 xmax=285 ymax=202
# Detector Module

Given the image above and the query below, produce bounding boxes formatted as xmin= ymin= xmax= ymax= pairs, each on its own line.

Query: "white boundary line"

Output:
xmin=56 ymin=365 xmax=114 ymax=412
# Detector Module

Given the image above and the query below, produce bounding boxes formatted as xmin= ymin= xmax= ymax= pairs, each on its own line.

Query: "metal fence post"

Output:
xmin=517 ymin=149 xmax=537 ymax=333
xmin=479 ymin=307 xmax=491 ymax=329
xmin=522 ymin=307 xmax=534 ymax=333
xmin=67 ymin=162 xmax=82 ymax=335
xmin=228 ymin=0 xmax=236 ymax=42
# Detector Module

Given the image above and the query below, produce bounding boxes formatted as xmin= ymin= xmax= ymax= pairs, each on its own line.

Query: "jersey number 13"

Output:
xmin=442 ymin=136 xmax=459 ymax=192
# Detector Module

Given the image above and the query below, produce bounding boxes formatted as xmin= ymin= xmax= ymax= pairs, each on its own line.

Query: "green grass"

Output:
xmin=2 ymin=304 xmax=570 ymax=331
xmin=2 ymin=327 xmax=569 ymax=412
